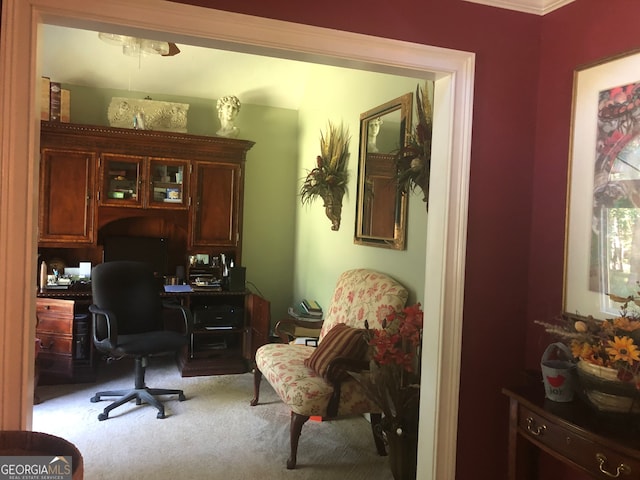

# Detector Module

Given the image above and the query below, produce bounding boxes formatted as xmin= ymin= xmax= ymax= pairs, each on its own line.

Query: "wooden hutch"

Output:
xmin=36 ymin=121 xmax=270 ymax=383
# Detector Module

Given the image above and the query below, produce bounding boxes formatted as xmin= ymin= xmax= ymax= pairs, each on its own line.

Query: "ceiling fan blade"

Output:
xmin=163 ymin=43 xmax=181 ymax=57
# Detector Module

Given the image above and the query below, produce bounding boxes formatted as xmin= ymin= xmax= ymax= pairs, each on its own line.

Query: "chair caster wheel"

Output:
xmin=90 ymin=396 xmax=100 ymax=403
xmin=98 ymin=413 xmax=108 ymax=421
xmin=156 ymin=411 xmax=165 ymax=419
xmin=178 ymin=393 xmax=186 ymax=401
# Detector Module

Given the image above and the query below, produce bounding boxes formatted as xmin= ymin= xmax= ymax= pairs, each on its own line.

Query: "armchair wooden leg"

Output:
xmin=287 ymin=411 xmax=310 ymax=469
xmin=250 ymin=366 xmax=262 ymax=406
xmin=370 ymin=413 xmax=387 ymax=456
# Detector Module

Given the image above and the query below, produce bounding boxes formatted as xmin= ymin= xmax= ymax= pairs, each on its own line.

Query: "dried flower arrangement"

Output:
xmin=300 ymin=121 xmax=350 ymax=230
xmin=395 ymin=84 xmax=432 ymax=207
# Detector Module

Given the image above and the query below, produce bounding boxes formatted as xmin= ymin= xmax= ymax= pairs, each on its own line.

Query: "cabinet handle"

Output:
xmin=596 ymin=453 xmax=631 ymax=478
xmin=525 ymin=416 xmax=546 ymax=436
xmin=40 ymin=340 xmax=54 ymax=350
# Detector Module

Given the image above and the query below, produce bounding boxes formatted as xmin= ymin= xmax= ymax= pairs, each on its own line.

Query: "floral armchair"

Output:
xmin=250 ymin=268 xmax=408 ymax=469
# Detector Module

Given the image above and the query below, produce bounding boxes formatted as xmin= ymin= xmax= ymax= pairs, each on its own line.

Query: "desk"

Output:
xmin=37 ymin=289 xmax=270 ymax=379
xmin=503 ymin=386 xmax=640 ymax=479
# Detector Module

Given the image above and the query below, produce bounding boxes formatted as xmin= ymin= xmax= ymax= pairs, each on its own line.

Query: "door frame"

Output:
xmin=0 ymin=1 xmax=474 ymax=478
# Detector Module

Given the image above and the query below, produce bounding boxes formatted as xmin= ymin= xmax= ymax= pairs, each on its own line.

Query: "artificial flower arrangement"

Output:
xmin=299 ymin=121 xmax=350 ymax=230
xmin=351 ymin=303 xmax=423 ymax=436
xmin=395 ymin=84 xmax=432 ymax=207
xmin=536 ymin=293 xmax=640 ymax=406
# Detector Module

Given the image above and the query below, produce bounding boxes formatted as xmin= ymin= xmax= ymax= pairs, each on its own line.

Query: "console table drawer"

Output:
xmin=519 ymin=404 xmax=639 ymax=478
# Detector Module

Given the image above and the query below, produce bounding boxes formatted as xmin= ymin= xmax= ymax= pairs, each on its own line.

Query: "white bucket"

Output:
xmin=540 ymin=342 xmax=576 ymax=402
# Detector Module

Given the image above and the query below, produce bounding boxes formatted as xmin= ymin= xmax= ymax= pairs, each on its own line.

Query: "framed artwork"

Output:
xmin=565 ymin=50 xmax=640 ymax=319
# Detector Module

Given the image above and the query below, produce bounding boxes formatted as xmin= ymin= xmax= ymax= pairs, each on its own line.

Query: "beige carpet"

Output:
xmin=33 ymin=356 xmax=394 ymax=480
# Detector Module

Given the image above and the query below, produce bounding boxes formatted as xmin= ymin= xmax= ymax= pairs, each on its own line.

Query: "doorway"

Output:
xmin=0 ymin=1 xmax=474 ymax=478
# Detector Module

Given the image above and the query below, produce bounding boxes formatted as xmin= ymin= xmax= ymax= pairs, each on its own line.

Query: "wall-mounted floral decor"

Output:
xmin=395 ymin=84 xmax=432 ymax=208
xmin=300 ymin=121 xmax=350 ymax=230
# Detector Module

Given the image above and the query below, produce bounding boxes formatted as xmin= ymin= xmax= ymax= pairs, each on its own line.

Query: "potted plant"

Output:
xmin=351 ymin=303 xmax=423 ymax=480
xmin=300 ymin=121 xmax=350 ymax=230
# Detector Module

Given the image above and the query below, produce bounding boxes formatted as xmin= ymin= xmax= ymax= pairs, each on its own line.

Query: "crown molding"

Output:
xmin=463 ymin=0 xmax=575 ymax=15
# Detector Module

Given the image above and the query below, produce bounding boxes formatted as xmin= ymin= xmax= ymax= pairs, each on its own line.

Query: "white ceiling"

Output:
xmin=41 ymin=24 xmax=317 ymax=110
xmin=41 ymin=1 xmax=573 ymax=111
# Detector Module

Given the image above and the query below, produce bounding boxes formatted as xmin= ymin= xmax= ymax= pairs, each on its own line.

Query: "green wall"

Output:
xmin=62 ymin=67 xmax=428 ymax=332
xmin=293 ymin=67 xmax=428 ymax=314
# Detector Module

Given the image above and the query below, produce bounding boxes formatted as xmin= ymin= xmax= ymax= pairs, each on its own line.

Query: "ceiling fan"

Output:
xmin=98 ymin=32 xmax=180 ymax=57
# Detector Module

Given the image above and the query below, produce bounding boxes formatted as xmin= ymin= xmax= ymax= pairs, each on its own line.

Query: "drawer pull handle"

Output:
xmin=596 ymin=453 xmax=631 ymax=478
xmin=526 ymin=417 xmax=546 ymax=436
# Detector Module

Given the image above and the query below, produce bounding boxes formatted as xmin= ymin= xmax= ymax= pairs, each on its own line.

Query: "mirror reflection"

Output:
xmin=354 ymin=93 xmax=412 ymax=249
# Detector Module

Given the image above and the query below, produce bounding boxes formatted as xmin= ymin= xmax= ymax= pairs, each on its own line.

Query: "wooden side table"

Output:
xmin=503 ymin=385 xmax=640 ymax=479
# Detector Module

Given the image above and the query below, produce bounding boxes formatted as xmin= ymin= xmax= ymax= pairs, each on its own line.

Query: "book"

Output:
xmin=40 ymin=77 xmax=50 ymax=121
xmin=302 ymin=298 xmax=322 ymax=313
xmin=49 ymin=82 xmax=61 ymax=122
xmin=60 ymin=89 xmax=71 ymax=123
xmin=288 ymin=306 xmax=323 ymax=320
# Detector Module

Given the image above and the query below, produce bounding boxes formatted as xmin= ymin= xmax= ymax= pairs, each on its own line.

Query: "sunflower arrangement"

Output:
xmin=536 ymin=294 xmax=640 ymax=388
xmin=395 ymin=84 xmax=432 ymax=207
xmin=300 ymin=121 xmax=350 ymax=230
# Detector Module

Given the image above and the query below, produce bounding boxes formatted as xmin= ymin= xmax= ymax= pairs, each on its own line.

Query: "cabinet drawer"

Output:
xmin=36 ymin=299 xmax=74 ymax=334
xmin=37 ymin=332 xmax=73 ymax=356
xmin=519 ymin=404 xmax=640 ymax=477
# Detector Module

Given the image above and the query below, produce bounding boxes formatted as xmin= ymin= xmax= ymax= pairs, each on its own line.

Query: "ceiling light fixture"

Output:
xmin=98 ymin=32 xmax=170 ymax=56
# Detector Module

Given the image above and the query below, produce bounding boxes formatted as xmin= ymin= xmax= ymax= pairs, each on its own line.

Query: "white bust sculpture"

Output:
xmin=367 ymin=116 xmax=383 ymax=152
xmin=216 ymin=95 xmax=241 ymax=138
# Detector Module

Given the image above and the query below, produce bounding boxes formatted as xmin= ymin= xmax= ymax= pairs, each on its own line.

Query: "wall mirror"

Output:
xmin=354 ymin=92 xmax=413 ymax=249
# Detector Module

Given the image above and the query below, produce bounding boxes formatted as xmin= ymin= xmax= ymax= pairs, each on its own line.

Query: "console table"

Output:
xmin=503 ymin=386 xmax=640 ymax=479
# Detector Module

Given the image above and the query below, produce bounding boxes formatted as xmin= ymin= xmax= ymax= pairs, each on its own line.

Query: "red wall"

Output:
xmin=170 ymin=1 xmax=608 ymax=479
xmin=528 ymin=2 xmax=640 ymax=479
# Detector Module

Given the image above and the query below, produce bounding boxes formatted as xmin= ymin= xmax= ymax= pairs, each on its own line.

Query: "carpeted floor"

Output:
xmin=33 ymin=356 xmax=394 ymax=480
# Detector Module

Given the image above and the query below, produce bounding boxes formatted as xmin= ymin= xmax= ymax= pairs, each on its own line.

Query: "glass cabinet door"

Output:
xmin=99 ymin=154 xmax=144 ymax=207
xmin=148 ymin=158 xmax=189 ymax=209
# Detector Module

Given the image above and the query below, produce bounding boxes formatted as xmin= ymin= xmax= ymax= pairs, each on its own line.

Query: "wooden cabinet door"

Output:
xmin=245 ymin=293 xmax=271 ymax=361
xmin=98 ymin=153 xmax=144 ymax=207
xmin=190 ymin=161 xmax=242 ymax=247
xmin=39 ymin=148 xmax=96 ymax=244
xmin=147 ymin=157 xmax=190 ymax=209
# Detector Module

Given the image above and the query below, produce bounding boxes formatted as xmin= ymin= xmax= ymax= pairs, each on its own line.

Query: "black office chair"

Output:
xmin=89 ymin=261 xmax=191 ymax=420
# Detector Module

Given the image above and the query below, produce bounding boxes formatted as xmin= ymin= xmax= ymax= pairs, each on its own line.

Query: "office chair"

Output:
xmin=89 ymin=261 xmax=191 ymax=420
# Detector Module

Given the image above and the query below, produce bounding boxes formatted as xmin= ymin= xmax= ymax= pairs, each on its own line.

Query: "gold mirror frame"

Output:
xmin=354 ymin=93 xmax=413 ymax=249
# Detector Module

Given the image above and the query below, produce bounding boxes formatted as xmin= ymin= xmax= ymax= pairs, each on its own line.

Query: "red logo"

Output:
xmin=546 ymin=375 xmax=565 ymax=387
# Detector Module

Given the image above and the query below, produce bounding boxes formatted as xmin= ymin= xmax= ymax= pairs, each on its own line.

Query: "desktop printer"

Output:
xmin=193 ymin=304 xmax=244 ymax=329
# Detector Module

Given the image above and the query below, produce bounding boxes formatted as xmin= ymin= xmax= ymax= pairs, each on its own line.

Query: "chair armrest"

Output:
xmin=88 ymin=304 xmax=118 ymax=349
xmin=274 ymin=317 xmax=323 ymax=344
xmin=162 ymin=300 xmax=193 ymax=334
